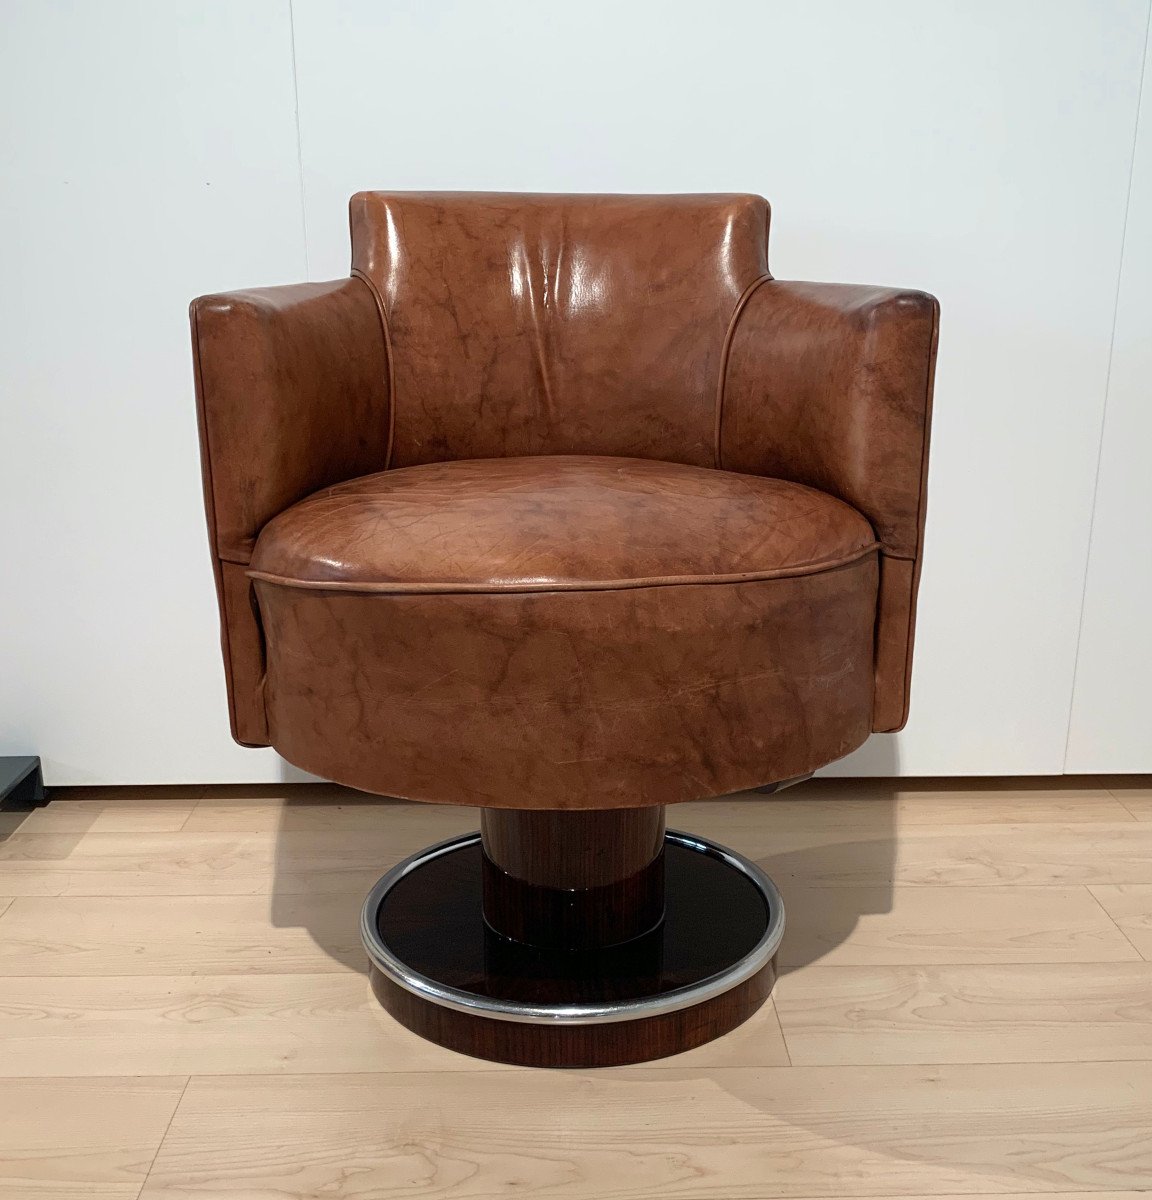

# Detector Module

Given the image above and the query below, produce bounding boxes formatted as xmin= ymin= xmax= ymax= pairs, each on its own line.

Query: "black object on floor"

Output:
xmin=0 ymin=756 xmax=48 ymax=811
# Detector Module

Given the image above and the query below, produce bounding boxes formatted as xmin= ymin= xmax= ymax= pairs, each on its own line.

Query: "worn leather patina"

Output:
xmin=191 ymin=192 xmax=938 ymax=802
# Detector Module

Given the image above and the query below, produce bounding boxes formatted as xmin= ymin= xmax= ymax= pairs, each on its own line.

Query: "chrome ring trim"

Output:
xmin=360 ymin=829 xmax=785 ymax=1026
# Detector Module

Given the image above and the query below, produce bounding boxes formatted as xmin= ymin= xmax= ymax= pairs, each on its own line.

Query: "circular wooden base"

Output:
xmin=361 ymin=831 xmax=784 ymax=1068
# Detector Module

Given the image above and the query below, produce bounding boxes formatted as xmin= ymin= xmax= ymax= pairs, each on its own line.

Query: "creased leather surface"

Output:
xmin=249 ymin=456 xmax=877 ymax=592
xmin=350 ymin=192 xmax=769 ymax=467
xmin=215 ymin=561 xmax=268 ymax=746
xmin=255 ymin=558 xmax=878 ymax=809
xmin=721 ymin=281 xmax=939 ymax=730
xmin=191 ymin=278 xmax=390 ymax=743
xmin=874 ymin=554 xmax=921 ymax=733
xmin=192 ymin=278 xmax=391 ymax=559
xmin=191 ymin=191 xmax=937 ymax=794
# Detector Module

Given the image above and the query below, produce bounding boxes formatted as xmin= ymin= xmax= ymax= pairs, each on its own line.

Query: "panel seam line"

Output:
xmin=352 ymin=266 xmax=398 ymax=470
xmin=714 ymin=273 xmax=773 ymax=469
xmin=1062 ymin=1 xmax=1151 ymax=771
xmin=287 ymin=0 xmax=309 ymax=278
xmin=245 ymin=542 xmax=880 ymax=595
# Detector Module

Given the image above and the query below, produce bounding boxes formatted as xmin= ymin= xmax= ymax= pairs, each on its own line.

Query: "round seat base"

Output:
xmin=361 ymin=830 xmax=784 ymax=1067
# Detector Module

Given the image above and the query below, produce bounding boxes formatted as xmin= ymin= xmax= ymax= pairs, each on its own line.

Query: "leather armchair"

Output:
xmin=192 ymin=192 xmax=938 ymax=1066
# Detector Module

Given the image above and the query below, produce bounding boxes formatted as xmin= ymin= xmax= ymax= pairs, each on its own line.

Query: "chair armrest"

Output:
xmin=191 ymin=277 xmax=391 ymax=562
xmin=190 ymin=277 xmax=390 ymax=744
xmin=721 ymin=280 xmax=939 ymax=731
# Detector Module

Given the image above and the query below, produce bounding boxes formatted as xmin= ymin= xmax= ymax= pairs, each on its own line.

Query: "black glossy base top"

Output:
xmin=374 ymin=836 xmax=771 ymax=1009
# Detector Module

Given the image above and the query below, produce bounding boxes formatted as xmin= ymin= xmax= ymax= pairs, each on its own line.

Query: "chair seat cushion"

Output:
xmin=247 ymin=455 xmax=881 ymax=809
xmin=248 ymin=455 xmax=877 ymax=592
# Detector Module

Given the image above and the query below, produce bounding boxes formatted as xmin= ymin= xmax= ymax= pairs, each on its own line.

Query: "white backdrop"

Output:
xmin=2 ymin=0 xmax=1150 ymax=785
xmin=1065 ymin=16 xmax=1152 ymax=774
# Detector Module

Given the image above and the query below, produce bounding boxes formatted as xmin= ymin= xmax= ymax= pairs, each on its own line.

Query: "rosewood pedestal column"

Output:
xmin=362 ymin=807 xmax=784 ymax=1067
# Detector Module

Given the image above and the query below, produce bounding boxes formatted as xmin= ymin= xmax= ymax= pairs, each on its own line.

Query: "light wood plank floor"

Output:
xmin=1 ymin=776 xmax=1150 ymax=1199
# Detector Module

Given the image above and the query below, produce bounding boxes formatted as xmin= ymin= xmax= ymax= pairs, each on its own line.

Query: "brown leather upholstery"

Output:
xmin=722 ymin=282 xmax=939 ymax=730
xmin=254 ymin=557 xmax=878 ymax=809
xmin=191 ymin=192 xmax=938 ymax=801
xmin=191 ymin=278 xmax=390 ymax=743
xmin=349 ymin=192 xmax=769 ymax=468
xmin=249 ymin=456 xmax=877 ymax=592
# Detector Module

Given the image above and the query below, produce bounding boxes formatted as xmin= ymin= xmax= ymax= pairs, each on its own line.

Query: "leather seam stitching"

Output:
xmin=217 ymin=549 xmax=254 ymax=566
xmin=245 ymin=542 xmax=879 ymax=595
xmin=713 ymin=273 xmax=773 ymax=470
xmin=351 ymin=267 xmax=397 ymax=471
xmin=909 ymin=300 xmax=940 ymax=565
xmin=191 ymin=302 xmax=243 ymax=738
xmin=893 ymin=297 xmax=942 ymax=727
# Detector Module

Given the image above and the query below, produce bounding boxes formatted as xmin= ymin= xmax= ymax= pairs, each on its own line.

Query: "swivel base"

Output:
xmin=361 ymin=828 xmax=784 ymax=1067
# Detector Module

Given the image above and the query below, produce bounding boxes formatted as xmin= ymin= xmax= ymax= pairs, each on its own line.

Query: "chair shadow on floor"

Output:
xmin=270 ymin=734 xmax=899 ymax=980
xmin=262 ymin=751 xmax=1077 ymax=1197
xmin=759 ymin=735 xmax=899 ymax=974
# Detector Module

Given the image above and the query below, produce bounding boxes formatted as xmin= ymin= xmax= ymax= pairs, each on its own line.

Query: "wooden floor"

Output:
xmin=1 ymin=776 xmax=1151 ymax=1199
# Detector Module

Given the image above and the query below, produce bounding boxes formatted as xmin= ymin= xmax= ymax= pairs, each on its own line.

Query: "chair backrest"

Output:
xmin=350 ymin=191 xmax=770 ymax=468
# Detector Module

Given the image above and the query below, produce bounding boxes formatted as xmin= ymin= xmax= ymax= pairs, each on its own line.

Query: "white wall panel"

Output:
xmin=293 ymin=0 xmax=1148 ymax=777
xmin=0 ymin=0 xmax=307 ymax=784
xmin=1066 ymin=24 xmax=1152 ymax=772
xmin=2 ymin=1 xmax=1148 ymax=783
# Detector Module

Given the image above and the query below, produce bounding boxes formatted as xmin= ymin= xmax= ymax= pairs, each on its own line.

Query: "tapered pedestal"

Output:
xmin=361 ymin=807 xmax=783 ymax=1067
